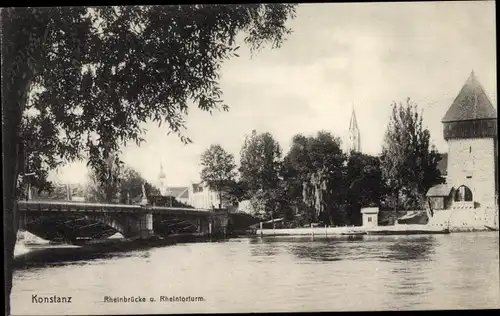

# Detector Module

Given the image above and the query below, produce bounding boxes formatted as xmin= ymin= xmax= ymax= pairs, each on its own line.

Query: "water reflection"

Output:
xmin=387 ymin=265 xmax=434 ymax=298
xmin=14 ymin=246 xmax=139 ymax=270
xmin=13 ymin=236 xmax=221 ymax=270
xmin=250 ymin=236 xmax=366 ymax=262
xmin=384 ymin=236 xmax=436 ymax=261
xmin=12 ymin=234 xmax=440 ymax=270
xmin=11 ymin=233 xmax=500 ymax=313
xmin=249 ymin=241 xmax=280 ymax=258
xmin=274 ymin=235 xmax=436 ymax=263
xmin=287 ymin=242 xmax=344 ymax=262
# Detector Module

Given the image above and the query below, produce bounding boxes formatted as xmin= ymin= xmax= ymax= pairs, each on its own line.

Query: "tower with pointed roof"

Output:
xmin=158 ymin=163 xmax=169 ymax=196
xmin=442 ymin=70 xmax=498 ymax=209
xmin=348 ymin=106 xmax=361 ymax=153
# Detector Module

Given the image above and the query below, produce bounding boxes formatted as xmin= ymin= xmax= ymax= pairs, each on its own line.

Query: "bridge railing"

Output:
xmin=17 ymin=200 xmax=212 ymax=214
xmin=16 ymin=201 xmax=258 ymax=222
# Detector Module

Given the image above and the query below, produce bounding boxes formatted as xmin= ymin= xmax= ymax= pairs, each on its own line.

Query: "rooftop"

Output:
xmin=361 ymin=207 xmax=379 ymax=214
xmin=426 ymin=184 xmax=454 ymax=197
xmin=442 ymin=71 xmax=497 ymax=123
xmin=167 ymin=186 xmax=189 ymax=199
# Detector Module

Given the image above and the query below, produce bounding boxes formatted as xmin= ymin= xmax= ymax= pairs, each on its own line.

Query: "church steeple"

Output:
xmin=348 ymin=105 xmax=361 ymax=153
xmin=158 ymin=162 xmax=169 ymax=196
xmin=158 ymin=162 xmax=166 ymax=180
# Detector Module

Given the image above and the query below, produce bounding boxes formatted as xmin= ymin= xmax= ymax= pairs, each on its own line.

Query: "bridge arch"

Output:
xmin=23 ymin=213 xmax=133 ymax=242
xmin=84 ymin=214 xmax=129 ymax=237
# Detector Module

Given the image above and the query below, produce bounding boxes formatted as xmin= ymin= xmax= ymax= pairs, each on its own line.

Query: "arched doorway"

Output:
xmin=454 ymin=185 xmax=473 ymax=202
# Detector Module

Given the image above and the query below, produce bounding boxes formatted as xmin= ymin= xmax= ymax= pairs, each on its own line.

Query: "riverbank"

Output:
xmin=256 ymin=224 xmax=452 ymax=237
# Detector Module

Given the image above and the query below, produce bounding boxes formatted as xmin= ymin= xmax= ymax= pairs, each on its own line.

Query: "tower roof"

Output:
xmin=442 ymin=71 xmax=496 ymax=123
xmin=349 ymin=107 xmax=359 ymax=130
xmin=158 ymin=163 xmax=166 ymax=179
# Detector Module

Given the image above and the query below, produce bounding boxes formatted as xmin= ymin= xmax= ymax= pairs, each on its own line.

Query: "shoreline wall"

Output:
xmin=427 ymin=207 xmax=499 ymax=232
xmin=378 ymin=210 xmax=412 ymax=225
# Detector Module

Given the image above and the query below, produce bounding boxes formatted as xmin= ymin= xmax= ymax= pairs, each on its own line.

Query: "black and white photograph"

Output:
xmin=2 ymin=2 xmax=498 ymax=315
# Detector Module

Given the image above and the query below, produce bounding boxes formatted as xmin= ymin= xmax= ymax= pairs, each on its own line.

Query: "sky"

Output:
xmin=51 ymin=1 xmax=497 ymax=188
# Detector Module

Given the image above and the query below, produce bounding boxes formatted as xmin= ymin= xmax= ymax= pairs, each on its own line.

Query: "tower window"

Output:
xmin=469 ymin=146 xmax=471 ymax=153
xmin=454 ymin=185 xmax=473 ymax=202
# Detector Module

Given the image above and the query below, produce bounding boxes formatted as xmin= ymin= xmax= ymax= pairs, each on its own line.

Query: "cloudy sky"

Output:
xmin=52 ymin=1 xmax=497 ymax=188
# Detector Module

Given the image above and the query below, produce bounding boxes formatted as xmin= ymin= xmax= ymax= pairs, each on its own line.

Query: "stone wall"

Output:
xmin=447 ymin=138 xmax=496 ymax=208
xmin=427 ymin=207 xmax=498 ymax=232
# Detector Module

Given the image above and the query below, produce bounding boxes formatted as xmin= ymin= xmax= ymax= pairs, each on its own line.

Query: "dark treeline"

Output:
xmin=200 ymin=99 xmax=445 ymax=227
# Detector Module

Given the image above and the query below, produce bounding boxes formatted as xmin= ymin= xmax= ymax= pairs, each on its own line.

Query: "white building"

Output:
xmin=154 ymin=162 xmax=193 ymax=205
xmin=166 ymin=187 xmax=190 ymax=205
xmin=361 ymin=207 xmax=379 ymax=228
xmin=187 ymin=183 xmax=222 ymax=209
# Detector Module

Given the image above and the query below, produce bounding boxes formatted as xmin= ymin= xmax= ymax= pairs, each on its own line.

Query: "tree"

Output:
xmin=380 ymin=98 xmax=445 ymax=211
xmin=283 ymin=131 xmax=347 ymax=225
xmin=85 ymin=169 xmax=112 ymax=203
xmin=225 ymin=179 xmax=249 ymax=205
xmin=117 ymin=167 xmax=146 ymax=203
xmin=2 ymin=5 xmax=297 ymax=314
xmin=30 ymin=183 xmax=80 ymax=201
xmin=345 ymin=152 xmax=386 ymax=225
xmin=281 ymin=134 xmax=313 ymax=225
xmin=200 ymin=144 xmax=237 ymax=208
xmin=144 ymin=182 xmax=161 ymax=200
xmin=85 ymin=153 xmax=124 ymax=202
xmin=239 ymin=130 xmax=282 ymax=219
xmin=85 ymin=164 xmax=149 ymax=203
xmin=85 ymin=164 xmax=195 ymax=207
xmin=16 ymin=111 xmax=64 ymax=199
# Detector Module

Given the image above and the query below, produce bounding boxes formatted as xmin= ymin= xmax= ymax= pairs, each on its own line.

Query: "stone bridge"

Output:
xmin=17 ymin=200 xmax=259 ymax=243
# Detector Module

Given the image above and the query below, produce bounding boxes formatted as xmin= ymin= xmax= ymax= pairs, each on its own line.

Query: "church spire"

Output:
xmin=158 ymin=162 xmax=169 ymax=196
xmin=348 ymin=104 xmax=361 ymax=153
xmin=349 ymin=104 xmax=359 ymax=131
xmin=158 ymin=162 xmax=166 ymax=179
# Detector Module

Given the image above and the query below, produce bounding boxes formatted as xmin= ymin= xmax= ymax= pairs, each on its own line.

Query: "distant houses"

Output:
xmin=187 ymin=183 xmax=222 ymax=209
xmin=157 ymin=182 xmax=224 ymax=209
xmin=29 ymin=183 xmax=86 ymax=202
xmin=155 ymin=181 xmax=221 ymax=209
xmin=27 ymin=179 xmax=226 ymax=210
xmin=166 ymin=186 xmax=189 ymax=205
xmin=164 ymin=183 xmax=244 ymax=210
xmin=157 ymin=162 xmax=220 ymax=209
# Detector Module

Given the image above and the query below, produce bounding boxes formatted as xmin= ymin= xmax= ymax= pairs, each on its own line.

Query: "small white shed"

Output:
xmin=361 ymin=207 xmax=379 ymax=228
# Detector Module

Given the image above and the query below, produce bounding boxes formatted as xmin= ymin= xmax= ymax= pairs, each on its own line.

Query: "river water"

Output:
xmin=11 ymin=232 xmax=500 ymax=314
